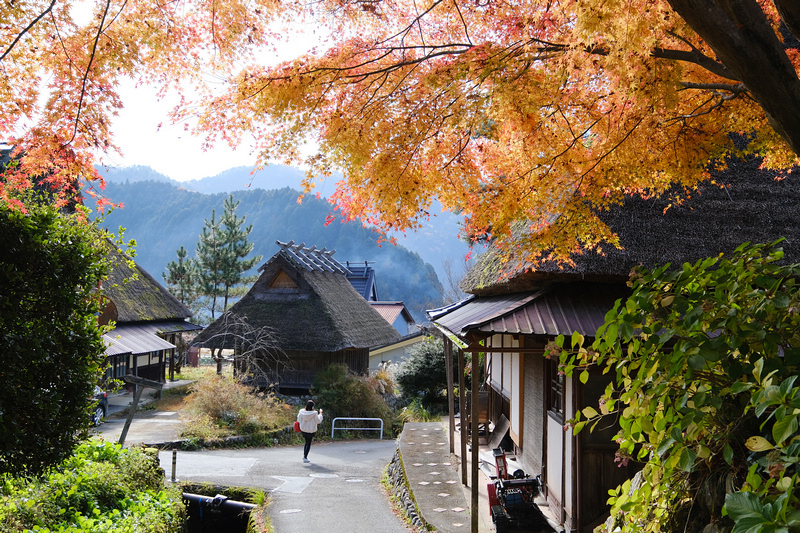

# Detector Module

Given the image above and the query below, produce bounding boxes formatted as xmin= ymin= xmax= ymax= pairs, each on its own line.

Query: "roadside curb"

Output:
xmin=139 ymin=425 xmax=296 ymax=451
xmin=387 ymin=445 xmax=428 ymax=531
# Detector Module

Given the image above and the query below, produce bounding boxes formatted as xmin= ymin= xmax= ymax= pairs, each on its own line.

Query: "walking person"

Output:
xmin=297 ymin=400 xmax=323 ymax=463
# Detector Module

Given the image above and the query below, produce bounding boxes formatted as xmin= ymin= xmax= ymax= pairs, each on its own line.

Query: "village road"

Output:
xmin=159 ymin=439 xmax=411 ymax=533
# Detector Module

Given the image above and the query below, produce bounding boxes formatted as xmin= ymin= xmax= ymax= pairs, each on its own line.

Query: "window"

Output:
xmin=269 ymin=270 xmax=297 ymax=289
xmin=547 ymin=357 xmax=564 ymax=422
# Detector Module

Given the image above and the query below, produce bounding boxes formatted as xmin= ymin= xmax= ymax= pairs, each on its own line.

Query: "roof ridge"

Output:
xmin=276 ymin=240 xmax=351 ymax=274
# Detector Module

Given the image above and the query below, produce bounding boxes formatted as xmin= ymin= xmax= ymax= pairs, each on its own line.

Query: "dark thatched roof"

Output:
xmin=191 ymin=242 xmax=401 ymax=351
xmin=102 ymin=244 xmax=192 ymax=323
xmin=461 ymin=155 xmax=800 ymax=296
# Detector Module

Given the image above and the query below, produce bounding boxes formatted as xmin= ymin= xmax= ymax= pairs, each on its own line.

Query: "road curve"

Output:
xmin=159 ymin=439 xmax=412 ymax=533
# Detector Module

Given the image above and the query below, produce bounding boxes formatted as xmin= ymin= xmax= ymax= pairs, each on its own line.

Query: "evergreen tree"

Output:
xmin=195 ymin=209 xmax=226 ymax=321
xmin=163 ymin=245 xmax=199 ymax=308
xmin=219 ymin=195 xmax=262 ymax=311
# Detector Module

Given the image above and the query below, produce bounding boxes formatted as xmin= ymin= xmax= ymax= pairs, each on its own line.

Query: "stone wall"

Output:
xmin=386 ymin=445 xmax=427 ymax=531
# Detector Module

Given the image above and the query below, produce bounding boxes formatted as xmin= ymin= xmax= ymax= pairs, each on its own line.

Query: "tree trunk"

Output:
xmin=667 ymin=0 xmax=800 ymax=156
xmin=213 ymin=347 xmax=223 ymax=375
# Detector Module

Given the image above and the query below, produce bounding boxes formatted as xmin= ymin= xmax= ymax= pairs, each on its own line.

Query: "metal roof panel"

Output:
xmin=431 ymin=284 xmax=625 ymax=340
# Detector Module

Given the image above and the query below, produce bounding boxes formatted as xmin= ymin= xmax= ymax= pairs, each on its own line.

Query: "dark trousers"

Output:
xmin=302 ymin=431 xmax=316 ymax=458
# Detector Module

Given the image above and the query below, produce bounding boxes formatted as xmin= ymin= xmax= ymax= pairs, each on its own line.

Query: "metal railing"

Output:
xmin=331 ymin=417 xmax=384 ymax=440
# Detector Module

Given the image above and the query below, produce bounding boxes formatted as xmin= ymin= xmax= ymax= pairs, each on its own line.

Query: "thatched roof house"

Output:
xmin=461 ymin=154 xmax=800 ymax=296
xmin=192 ymin=240 xmax=401 ymax=390
xmin=101 ymin=245 xmax=200 ymax=384
xmin=430 ymin=155 xmax=800 ymax=533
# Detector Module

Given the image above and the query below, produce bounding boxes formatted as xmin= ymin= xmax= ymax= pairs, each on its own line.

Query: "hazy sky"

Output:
xmin=102 ymin=81 xmax=257 ymax=182
xmin=104 ymin=27 xmax=324 ymax=182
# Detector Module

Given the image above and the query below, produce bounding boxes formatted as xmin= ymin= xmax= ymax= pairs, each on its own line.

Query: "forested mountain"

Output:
xmin=98 ymin=165 xmax=476 ymax=287
xmin=99 ymin=179 xmax=447 ymax=322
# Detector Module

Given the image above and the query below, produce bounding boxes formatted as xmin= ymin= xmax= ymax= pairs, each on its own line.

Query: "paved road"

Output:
xmin=159 ymin=439 xmax=411 ymax=533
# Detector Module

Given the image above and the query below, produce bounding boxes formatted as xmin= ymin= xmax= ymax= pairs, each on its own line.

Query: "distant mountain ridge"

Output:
xmin=97 ymin=176 xmax=468 ymax=322
xmin=98 ymin=164 xmax=476 ymax=291
xmin=99 ymin=163 xmax=334 ymax=195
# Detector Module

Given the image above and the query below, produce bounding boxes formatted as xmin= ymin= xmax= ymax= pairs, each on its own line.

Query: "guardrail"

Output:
xmin=331 ymin=417 xmax=384 ymax=440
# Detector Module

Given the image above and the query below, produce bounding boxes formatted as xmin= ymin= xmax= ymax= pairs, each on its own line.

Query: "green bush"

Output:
xmin=396 ymin=336 xmax=457 ymax=407
xmin=397 ymin=397 xmax=439 ymax=423
xmin=312 ymin=364 xmax=394 ymax=437
xmin=560 ymin=242 xmax=800 ymax=533
xmin=0 ymin=199 xmax=110 ymax=476
xmin=0 ymin=440 xmax=184 ymax=532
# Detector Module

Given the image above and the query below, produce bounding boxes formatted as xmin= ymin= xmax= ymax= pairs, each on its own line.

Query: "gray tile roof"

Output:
xmin=268 ymin=240 xmax=351 ymax=274
xmin=345 ymin=262 xmax=378 ymax=300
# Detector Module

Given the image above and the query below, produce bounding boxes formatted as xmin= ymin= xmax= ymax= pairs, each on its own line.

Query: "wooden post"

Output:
xmin=458 ymin=347 xmax=467 ymax=485
xmin=118 ymin=375 xmax=163 ymax=446
xmin=445 ymin=339 xmax=455 ymax=455
xmin=168 ymin=347 xmax=175 ymax=382
xmin=471 ymin=349 xmax=479 ymax=533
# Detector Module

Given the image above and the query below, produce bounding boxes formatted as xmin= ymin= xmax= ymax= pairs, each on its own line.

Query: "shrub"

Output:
xmin=560 ymin=242 xmax=800 ymax=533
xmin=181 ymin=375 xmax=292 ymax=440
xmin=0 ymin=440 xmax=184 ymax=532
xmin=396 ymin=336 xmax=456 ymax=407
xmin=0 ymin=199 xmax=110 ymax=476
xmin=397 ymin=397 xmax=439 ymax=423
xmin=312 ymin=364 xmax=394 ymax=436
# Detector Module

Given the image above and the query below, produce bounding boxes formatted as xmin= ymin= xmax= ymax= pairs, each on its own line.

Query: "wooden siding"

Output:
xmin=577 ymin=370 xmax=640 ymax=532
xmin=237 ymin=348 xmax=369 ymax=391
xmin=522 ymin=351 xmax=545 ymax=476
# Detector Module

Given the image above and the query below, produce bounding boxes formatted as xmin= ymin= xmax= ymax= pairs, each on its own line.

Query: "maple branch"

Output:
xmin=440 ymin=128 xmax=472 ymax=171
xmin=668 ymin=85 xmax=743 ymax=122
xmin=679 ymin=82 xmax=747 ymax=94
xmin=575 ymin=114 xmax=645 ymax=194
xmin=69 ymin=0 xmax=113 ymax=145
xmin=412 ymin=0 xmax=427 ymax=50
xmin=667 ymin=0 xmax=800 ymax=156
xmin=512 ymin=114 xmax=601 ymax=201
xmin=652 ymin=46 xmax=736 ymax=81
xmin=382 ymin=0 xmax=445 ymax=48
xmin=452 ymin=0 xmax=473 ymax=46
xmin=0 ymin=0 xmax=57 ymax=63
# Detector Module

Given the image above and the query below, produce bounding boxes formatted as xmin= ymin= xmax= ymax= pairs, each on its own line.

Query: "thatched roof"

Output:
xmin=461 ymin=155 xmax=800 ymax=296
xmin=191 ymin=241 xmax=401 ymax=351
xmin=102 ymin=244 xmax=192 ymax=323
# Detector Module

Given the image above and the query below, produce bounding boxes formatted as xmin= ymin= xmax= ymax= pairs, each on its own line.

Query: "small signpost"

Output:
xmin=118 ymin=374 xmax=163 ymax=446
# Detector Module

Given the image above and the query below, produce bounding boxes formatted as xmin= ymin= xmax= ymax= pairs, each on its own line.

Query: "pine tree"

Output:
xmin=219 ymin=194 xmax=262 ymax=311
xmin=191 ymin=196 xmax=263 ymax=374
xmin=195 ymin=208 xmax=226 ymax=321
xmin=163 ymin=245 xmax=199 ymax=308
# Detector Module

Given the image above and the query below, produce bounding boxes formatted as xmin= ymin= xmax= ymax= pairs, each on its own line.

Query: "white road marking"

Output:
xmin=272 ymin=476 xmax=314 ymax=493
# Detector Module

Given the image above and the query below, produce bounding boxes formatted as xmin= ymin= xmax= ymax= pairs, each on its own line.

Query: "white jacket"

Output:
xmin=297 ymin=408 xmax=323 ymax=433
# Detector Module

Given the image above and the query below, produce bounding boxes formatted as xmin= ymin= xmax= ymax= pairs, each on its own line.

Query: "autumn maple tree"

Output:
xmin=3 ymin=0 xmax=800 ymax=262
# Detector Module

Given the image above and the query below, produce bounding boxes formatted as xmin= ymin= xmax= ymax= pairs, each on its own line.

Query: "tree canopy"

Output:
xmin=0 ymin=197 xmax=109 ymax=476
xmin=3 ymin=0 xmax=800 ymax=262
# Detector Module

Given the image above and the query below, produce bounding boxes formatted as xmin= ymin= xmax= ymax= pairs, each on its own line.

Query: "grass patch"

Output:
xmin=176 ymin=362 xmax=232 ymax=382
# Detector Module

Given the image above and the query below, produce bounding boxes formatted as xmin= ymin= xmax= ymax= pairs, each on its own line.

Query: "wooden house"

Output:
xmin=428 ymin=154 xmax=800 ymax=532
xmin=191 ymin=240 xmax=401 ymax=391
xmin=345 ymin=261 xmax=422 ymax=370
xmin=345 ymin=261 xmax=379 ymax=301
xmin=100 ymin=246 xmax=201 ymax=385
xmin=369 ymin=301 xmax=416 ymax=335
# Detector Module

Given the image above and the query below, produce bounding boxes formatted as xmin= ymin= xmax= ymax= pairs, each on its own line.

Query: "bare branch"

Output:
xmin=69 ymin=0 xmax=114 ymax=145
xmin=196 ymin=312 xmax=290 ymax=388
